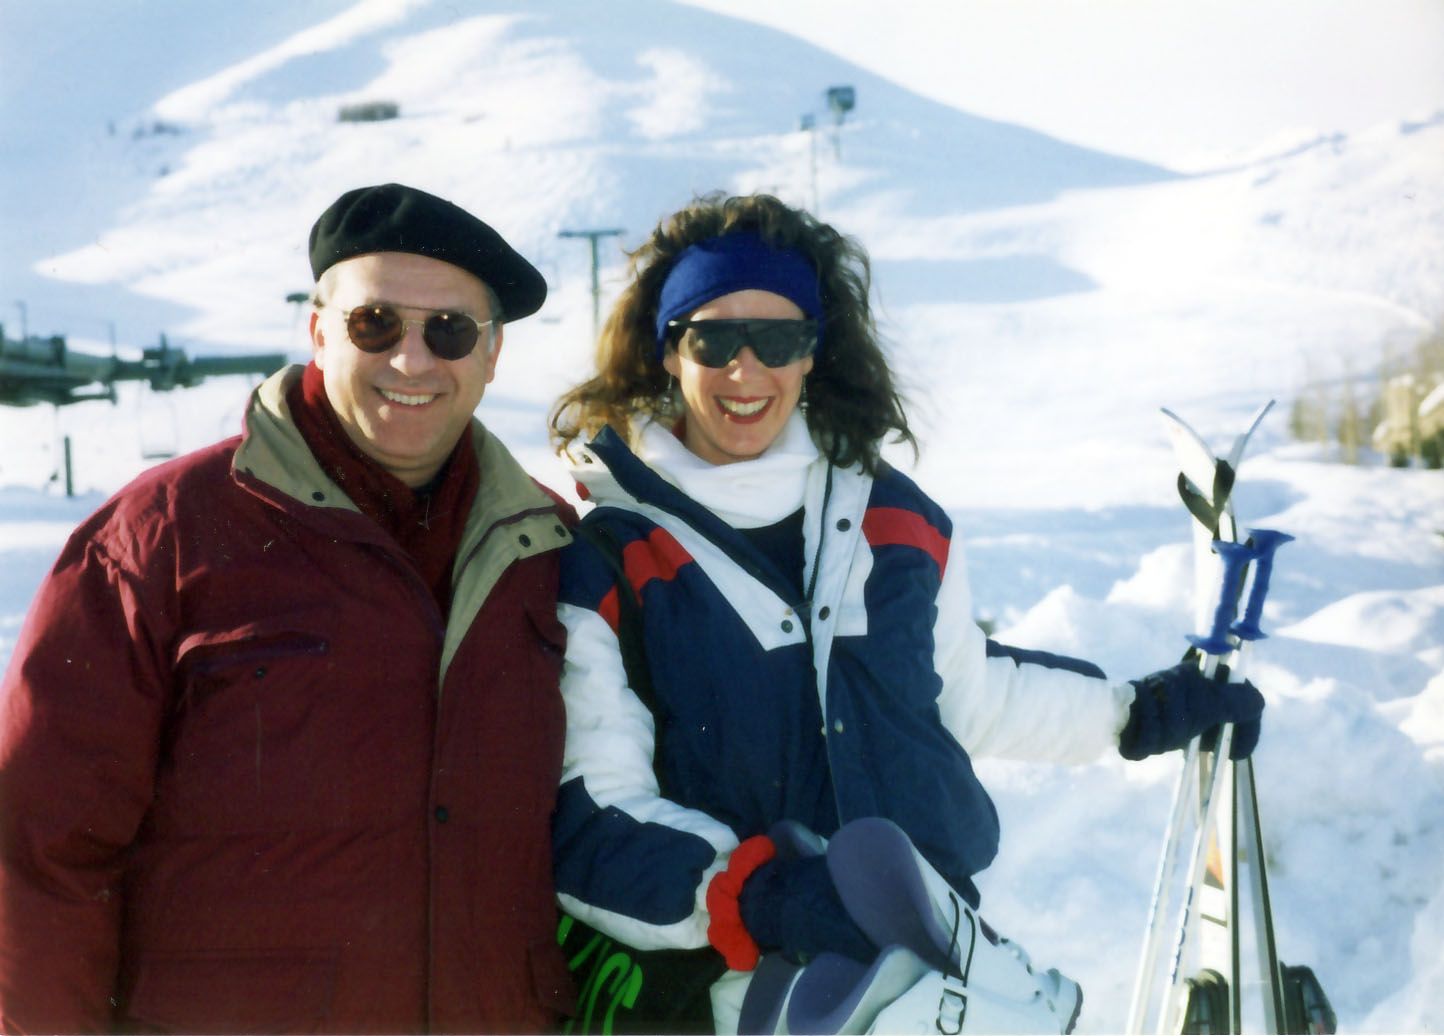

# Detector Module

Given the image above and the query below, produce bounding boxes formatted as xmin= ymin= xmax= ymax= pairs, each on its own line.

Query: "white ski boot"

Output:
xmin=825 ymin=817 xmax=1082 ymax=1033
xmin=864 ymin=964 xmax=1076 ymax=1034
xmin=772 ymin=945 xmax=1076 ymax=1035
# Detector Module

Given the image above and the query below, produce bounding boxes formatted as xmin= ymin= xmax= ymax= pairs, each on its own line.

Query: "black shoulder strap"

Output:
xmin=571 ymin=522 xmax=657 ymax=719
xmin=562 ymin=523 xmax=726 ymax=1030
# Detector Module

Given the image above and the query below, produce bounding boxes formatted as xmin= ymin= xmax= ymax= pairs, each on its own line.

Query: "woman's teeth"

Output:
xmin=718 ymin=397 xmax=768 ymax=417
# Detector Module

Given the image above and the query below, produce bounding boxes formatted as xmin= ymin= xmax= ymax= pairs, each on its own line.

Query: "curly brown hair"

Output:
xmin=548 ymin=192 xmax=915 ymax=474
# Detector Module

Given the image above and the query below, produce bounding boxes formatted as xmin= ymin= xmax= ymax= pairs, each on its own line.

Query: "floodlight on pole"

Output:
xmin=558 ymin=228 xmax=625 ymax=340
xmin=825 ymin=85 xmax=855 ymax=159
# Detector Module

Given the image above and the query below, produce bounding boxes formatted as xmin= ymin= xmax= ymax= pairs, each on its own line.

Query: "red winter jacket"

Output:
xmin=0 ymin=367 xmax=575 ymax=1033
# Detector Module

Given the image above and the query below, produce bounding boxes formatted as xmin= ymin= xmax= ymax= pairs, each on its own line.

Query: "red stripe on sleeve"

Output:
xmin=861 ymin=507 xmax=949 ymax=576
xmin=588 ymin=527 xmax=694 ymax=633
xmin=621 ymin=527 xmax=694 ymax=594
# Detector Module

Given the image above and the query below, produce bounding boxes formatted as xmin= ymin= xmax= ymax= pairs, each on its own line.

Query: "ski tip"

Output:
xmin=1242 ymin=399 xmax=1277 ymax=436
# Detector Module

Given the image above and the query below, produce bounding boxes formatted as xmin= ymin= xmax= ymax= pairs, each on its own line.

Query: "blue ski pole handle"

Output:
xmin=1187 ymin=540 xmax=1258 ymax=656
xmin=1231 ymin=528 xmax=1294 ymax=641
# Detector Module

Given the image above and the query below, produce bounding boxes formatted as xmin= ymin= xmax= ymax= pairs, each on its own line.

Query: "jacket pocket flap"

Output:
xmin=123 ymin=948 xmax=339 ymax=1032
xmin=175 ymin=617 xmax=329 ymax=686
xmin=530 ymin=933 xmax=578 ymax=1019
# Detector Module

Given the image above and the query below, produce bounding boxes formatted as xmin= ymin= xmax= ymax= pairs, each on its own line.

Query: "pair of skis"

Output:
xmin=1125 ymin=402 xmax=1331 ymax=1034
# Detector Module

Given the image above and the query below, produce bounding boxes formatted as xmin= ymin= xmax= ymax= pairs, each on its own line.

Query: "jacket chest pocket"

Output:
xmin=159 ymin=621 xmax=341 ymax=836
xmin=178 ymin=628 xmax=330 ymax=709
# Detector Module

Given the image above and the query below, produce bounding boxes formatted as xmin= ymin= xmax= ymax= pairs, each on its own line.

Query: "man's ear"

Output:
xmin=483 ymin=325 xmax=503 ymax=385
xmin=661 ymin=347 xmax=679 ymax=378
xmin=309 ymin=309 xmax=324 ymax=369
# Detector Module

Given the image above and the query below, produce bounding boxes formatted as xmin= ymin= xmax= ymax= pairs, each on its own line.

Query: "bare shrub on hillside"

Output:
xmin=1291 ymin=323 xmax=1444 ymax=466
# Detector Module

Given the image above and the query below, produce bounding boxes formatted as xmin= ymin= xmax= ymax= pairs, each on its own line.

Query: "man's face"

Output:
xmin=311 ymin=252 xmax=502 ymax=488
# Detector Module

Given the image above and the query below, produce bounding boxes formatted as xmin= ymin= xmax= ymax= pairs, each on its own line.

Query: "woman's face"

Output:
xmin=661 ymin=289 xmax=814 ymax=465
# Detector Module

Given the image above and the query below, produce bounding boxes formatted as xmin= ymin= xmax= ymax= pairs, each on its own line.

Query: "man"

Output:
xmin=0 ymin=184 xmax=576 ymax=1032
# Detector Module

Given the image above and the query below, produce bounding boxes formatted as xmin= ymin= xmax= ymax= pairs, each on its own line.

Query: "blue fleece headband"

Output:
xmin=653 ymin=232 xmax=823 ymax=356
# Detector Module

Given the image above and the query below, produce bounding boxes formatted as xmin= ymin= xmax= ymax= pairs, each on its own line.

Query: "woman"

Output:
xmin=548 ymin=193 xmax=1263 ymax=1034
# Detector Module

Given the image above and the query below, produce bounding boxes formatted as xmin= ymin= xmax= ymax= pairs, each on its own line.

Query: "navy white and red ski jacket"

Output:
xmin=552 ymin=414 xmax=1135 ymax=990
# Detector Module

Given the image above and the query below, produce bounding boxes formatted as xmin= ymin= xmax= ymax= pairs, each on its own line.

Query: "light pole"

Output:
xmin=558 ymin=228 xmax=625 ymax=340
xmin=798 ymin=113 xmax=819 ymax=213
xmin=826 ymin=85 xmax=855 ymax=160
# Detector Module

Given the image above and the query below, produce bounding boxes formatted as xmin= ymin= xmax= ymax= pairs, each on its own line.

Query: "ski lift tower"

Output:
xmin=826 ymin=85 xmax=855 ymax=159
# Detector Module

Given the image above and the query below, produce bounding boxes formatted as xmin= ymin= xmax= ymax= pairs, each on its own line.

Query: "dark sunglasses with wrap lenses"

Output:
xmin=666 ymin=318 xmax=819 ymax=369
xmin=343 ymin=305 xmax=495 ymax=361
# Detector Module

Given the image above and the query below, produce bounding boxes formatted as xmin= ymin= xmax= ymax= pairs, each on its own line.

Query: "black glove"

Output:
xmin=738 ymin=854 xmax=877 ymax=965
xmin=1119 ymin=661 xmax=1264 ymax=761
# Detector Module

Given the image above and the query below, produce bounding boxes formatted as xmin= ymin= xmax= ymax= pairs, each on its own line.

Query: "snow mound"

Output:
xmin=1279 ymin=585 xmax=1444 ymax=655
xmin=1397 ymin=669 xmax=1444 ymax=767
xmin=1106 ymin=542 xmax=1193 ymax=614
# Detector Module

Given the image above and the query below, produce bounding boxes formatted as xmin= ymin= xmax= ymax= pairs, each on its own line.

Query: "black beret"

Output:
xmin=308 ymin=183 xmax=547 ymax=321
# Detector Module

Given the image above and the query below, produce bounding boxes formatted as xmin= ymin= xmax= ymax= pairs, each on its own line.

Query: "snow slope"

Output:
xmin=2 ymin=1 xmax=1442 ymax=1030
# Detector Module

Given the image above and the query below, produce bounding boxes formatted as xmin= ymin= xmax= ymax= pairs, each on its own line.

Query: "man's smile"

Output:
xmin=379 ymin=388 xmax=439 ymax=407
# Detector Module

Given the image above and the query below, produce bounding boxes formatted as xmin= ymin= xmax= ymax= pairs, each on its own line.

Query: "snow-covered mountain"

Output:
xmin=2 ymin=2 xmax=1442 ymax=1030
xmin=21 ymin=1 xmax=1174 ymax=349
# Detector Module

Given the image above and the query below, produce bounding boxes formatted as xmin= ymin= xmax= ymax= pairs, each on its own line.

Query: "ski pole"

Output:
xmin=1142 ymin=403 xmax=1280 ymax=1034
xmin=1159 ymin=723 xmax=1236 ymax=1033
xmin=1155 ymin=537 xmax=1255 ymax=1032
xmin=1162 ymin=531 xmax=1290 ymax=1033
xmin=1132 ymin=674 xmax=1246 ymax=1030
xmin=1130 ymin=541 xmax=1254 ymax=1033
xmin=1126 ymin=739 xmax=1203 ymax=1033
xmin=1238 ymin=757 xmax=1288 ymax=1032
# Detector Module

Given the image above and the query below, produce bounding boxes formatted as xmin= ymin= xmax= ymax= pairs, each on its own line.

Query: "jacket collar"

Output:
xmin=235 ymin=365 xmax=360 ymax=515
xmin=582 ymin=424 xmax=816 ymax=610
xmin=235 ymin=365 xmax=569 ymax=682
xmin=634 ymin=412 xmax=816 ymax=527
xmin=236 ymin=365 xmax=558 ymax=532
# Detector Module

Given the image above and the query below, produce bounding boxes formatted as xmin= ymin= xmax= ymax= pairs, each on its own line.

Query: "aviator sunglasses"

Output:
xmin=666 ymin=318 xmax=819 ymax=369
xmin=343 ymin=305 xmax=495 ymax=361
